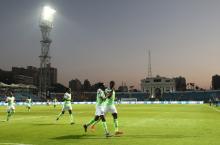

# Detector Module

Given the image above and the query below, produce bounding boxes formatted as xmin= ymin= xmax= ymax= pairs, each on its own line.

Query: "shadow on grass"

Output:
xmin=51 ymin=134 xmax=106 ymax=140
xmin=51 ymin=134 xmax=198 ymax=140
xmin=32 ymin=123 xmax=64 ymax=126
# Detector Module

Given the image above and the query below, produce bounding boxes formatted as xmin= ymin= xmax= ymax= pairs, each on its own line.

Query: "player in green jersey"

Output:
xmin=5 ymin=91 xmax=15 ymax=121
xmin=83 ymin=84 xmax=112 ymax=137
xmin=105 ymin=81 xmax=123 ymax=135
xmin=56 ymin=88 xmax=74 ymax=125
xmin=26 ymin=97 xmax=32 ymax=112
xmin=91 ymin=81 xmax=123 ymax=136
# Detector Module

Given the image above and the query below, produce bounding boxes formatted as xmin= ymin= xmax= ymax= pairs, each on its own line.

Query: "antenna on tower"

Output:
xmin=148 ymin=49 xmax=152 ymax=78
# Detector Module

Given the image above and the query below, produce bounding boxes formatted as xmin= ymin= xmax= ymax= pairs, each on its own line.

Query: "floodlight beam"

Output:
xmin=40 ymin=6 xmax=56 ymax=26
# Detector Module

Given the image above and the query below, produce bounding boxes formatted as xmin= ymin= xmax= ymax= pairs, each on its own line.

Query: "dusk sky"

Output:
xmin=1 ymin=0 xmax=220 ymax=89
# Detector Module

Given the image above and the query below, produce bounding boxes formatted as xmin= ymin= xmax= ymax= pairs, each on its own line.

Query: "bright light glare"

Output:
xmin=41 ymin=6 xmax=56 ymax=22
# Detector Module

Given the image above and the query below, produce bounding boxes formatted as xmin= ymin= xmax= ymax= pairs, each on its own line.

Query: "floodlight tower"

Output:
xmin=39 ymin=6 xmax=56 ymax=97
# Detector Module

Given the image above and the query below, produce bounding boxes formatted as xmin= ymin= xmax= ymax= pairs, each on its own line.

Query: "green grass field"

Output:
xmin=0 ymin=104 xmax=220 ymax=145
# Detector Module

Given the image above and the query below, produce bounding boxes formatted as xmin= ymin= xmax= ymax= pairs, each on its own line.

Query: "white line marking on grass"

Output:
xmin=206 ymin=105 xmax=220 ymax=113
xmin=0 ymin=143 xmax=33 ymax=145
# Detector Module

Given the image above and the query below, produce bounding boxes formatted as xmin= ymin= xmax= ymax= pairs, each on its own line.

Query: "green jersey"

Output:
xmin=96 ymin=88 xmax=106 ymax=106
xmin=6 ymin=96 xmax=15 ymax=107
xmin=26 ymin=98 xmax=32 ymax=105
xmin=64 ymin=92 xmax=71 ymax=106
xmin=105 ymin=88 xmax=115 ymax=106
xmin=53 ymin=98 xmax=57 ymax=104
xmin=26 ymin=98 xmax=31 ymax=103
xmin=53 ymin=98 xmax=57 ymax=102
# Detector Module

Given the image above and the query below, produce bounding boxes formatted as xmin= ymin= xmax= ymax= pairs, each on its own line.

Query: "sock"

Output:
xmin=70 ymin=114 xmax=73 ymax=123
xmin=114 ymin=119 xmax=119 ymax=132
xmin=11 ymin=111 xmax=14 ymax=116
xmin=91 ymin=118 xmax=100 ymax=127
xmin=7 ymin=112 xmax=11 ymax=121
xmin=57 ymin=112 xmax=63 ymax=119
xmin=86 ymin=119 xmax=96 ymax=127
xmin=102 ymin=121 xmax=108 ymax=134
xmin=7 ymin=110 xmax=14 ymax=121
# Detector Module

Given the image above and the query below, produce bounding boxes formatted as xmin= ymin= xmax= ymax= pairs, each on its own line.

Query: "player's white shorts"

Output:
xmin=104 ymin=105 xmax=117 ymax=114
xmin=7 ymin=106 xmax=15 ymax=112
xmin=95 ymin=105 xmax=105 ymax=116
xmin=62 ymin=104 xmax=72 ymax=111
xmin=26 ymin=104 xmax=31 ymax=108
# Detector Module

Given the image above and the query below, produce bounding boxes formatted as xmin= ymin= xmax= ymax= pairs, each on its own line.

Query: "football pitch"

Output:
xmin=0 ymin=104 xmax=220 ymax=145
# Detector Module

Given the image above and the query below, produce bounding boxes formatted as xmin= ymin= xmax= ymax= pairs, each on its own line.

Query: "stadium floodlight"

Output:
xmin=39 ymin=5 xmax=56 ymax=98
xmin=40 ymin=6 xmax=56 ymax=25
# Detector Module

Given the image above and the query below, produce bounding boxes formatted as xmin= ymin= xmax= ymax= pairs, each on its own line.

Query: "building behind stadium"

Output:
xmin=141 ymin=75 xmax=176 ymax=98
